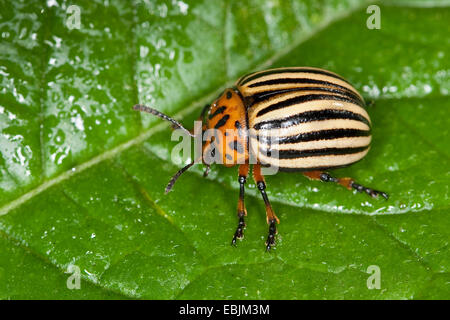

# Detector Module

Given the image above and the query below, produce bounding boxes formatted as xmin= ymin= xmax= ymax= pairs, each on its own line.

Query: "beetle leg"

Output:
xmin=303 ymin=171 xmax=389 ymax=200
xmin=231 ymin=164 xmax=249 ymax=246
xmin=253 ymin=164 xmax=280 ymax=251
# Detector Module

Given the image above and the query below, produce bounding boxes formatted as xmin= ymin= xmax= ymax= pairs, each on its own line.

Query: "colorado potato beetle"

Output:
xmin=134 ymin=67 xmax=388 ymax=250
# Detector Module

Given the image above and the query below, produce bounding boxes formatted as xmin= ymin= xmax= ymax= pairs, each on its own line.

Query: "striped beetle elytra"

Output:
xmin=134 ymin=67 xmax=388 ymax=250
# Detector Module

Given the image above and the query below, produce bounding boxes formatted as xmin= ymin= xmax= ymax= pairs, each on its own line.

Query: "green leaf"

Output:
xmin=0 ymin=0 xmax=449 ymax=299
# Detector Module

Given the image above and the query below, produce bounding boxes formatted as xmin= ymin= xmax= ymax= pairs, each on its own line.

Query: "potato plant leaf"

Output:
xmin=0 ymin=0 xmax=448 ymax=299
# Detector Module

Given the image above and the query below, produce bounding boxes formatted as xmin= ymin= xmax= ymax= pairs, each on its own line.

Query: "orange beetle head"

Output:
xmin=133 ymin=88 xmax=249 ymax=193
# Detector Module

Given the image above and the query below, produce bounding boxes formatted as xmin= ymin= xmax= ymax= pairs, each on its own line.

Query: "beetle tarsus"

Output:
xmin=304 ymin=171 xmax=389 ymax=201
xmin=232 ymin=166 xmax=249 ymax=247
xmin=350 ymin=182 xmax=389 ymax=200
xmin=319 ymin=172 xmax=338 ymax=183
xmin=231 ymin=214 xmax=246 ymax=246
xmin=265 ymin=219 xmax=277 ymax=251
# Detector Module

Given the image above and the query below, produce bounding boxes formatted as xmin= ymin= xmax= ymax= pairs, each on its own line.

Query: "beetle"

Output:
xmin=134 ymin=67 xmax=388 ymax=250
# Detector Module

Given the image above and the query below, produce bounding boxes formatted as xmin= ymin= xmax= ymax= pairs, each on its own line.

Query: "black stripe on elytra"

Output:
xmin=229 ymin=140 xmax=244 ymax=154
xmin=254 ymin=161 xmax=360 ymax=172
xmin=249 ymin=78 xmax=359 ymax=97
xmin=214 ymin=114 xmax=230 ymax=129
xmin=209 ymin=106 xmax=226 ymax=119
xmin=254 ymin=128 xmax=371 ymax=145
xmin=256 ymin=93 xmax=363 ymax=118
xmin=259 ymin=146 xmax=369 ymax=159
xmin=250 ymin=86 xmax=363 ymax=106
xmin=239 ymin=68 xmax=350 ymax=86
xmin=253 ymin=109 xmax=370 ymax=130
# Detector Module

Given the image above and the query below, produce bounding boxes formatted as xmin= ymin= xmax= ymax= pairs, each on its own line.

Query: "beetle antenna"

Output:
xmin=165 ymin=161 xmax=195 ymax=194
xmin=133 ymin=104 xmax=195 ymax=137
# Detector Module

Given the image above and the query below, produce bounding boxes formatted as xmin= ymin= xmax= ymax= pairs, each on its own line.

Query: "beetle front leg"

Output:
xmin=303 ymin=171 xmax=389 ymax=199
xmin=253 ymin=164 xmax=280 ymax=251
xmin=232 ymin=164 xmax=249 ymax=246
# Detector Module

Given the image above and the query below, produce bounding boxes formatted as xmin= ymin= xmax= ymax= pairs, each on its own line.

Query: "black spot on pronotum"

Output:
xmin=215 ymin=114 xmax=230 ymax=129
xmin=226 ymin=91 xmax=232 ymax=99
xmin=209 ymin=106 xmax=226 ymax=119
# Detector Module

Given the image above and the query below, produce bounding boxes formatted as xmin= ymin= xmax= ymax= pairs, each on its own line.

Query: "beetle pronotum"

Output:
xmin=134 ymin=67 xmax=388 ymax=250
